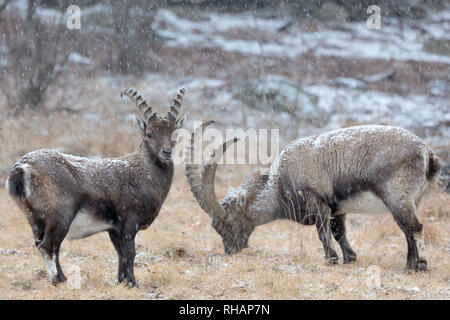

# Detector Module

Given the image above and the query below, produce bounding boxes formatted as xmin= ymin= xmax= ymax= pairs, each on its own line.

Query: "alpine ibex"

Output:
xmin=186 ymin=122 xmax=441 ymax=271
xmin=5 ymin=88 xmax=186 ymax=286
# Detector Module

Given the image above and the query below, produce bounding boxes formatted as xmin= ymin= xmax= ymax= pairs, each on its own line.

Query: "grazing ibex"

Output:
xmin=186 ymin=122 xmax=441 ymax=271
xmin=5 ymin=89 xmax=186 ymax=286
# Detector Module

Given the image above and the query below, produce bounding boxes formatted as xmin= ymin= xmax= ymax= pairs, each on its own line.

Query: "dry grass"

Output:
xmin=1 ymin=169 xmax=449 ymax=299
xmin=0 ymin=95 xmax=449 ymax=300
xmin=0 ymin=172 xmax=449 ymax=300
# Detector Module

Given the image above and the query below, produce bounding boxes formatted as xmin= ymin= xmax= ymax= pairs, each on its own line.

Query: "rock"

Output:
xmin=315 ymin=1 xmax=349 ymax=22
xmin=424 ymin=39 xmax=450 ymax=57
xmin=234 ymin=75 xmax=325 ymax=123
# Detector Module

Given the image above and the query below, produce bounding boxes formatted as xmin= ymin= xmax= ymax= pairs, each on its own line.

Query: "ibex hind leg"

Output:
xmin=15 ymin=200 xmax=45 ymax=247
xmin=37 ymin=210 xmax=77 ymax=285
xmin=330 ymin=214 xmax=357 ymax=263
xmin=382 ymin=192 xmax=427 ymax=272
xmin=30 ymin=215 xmax=45 ymax=248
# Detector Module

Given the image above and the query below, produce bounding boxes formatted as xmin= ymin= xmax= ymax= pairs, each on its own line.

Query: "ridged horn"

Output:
xmin=167 ymin=88 xmax=185 ymax=121
xmin=121 ymin=88 xmax=157 ymax=123
xmin=185 ymin=121 xmax=239 ymax=223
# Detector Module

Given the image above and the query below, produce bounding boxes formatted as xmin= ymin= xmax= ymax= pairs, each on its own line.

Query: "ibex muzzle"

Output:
xmin=6 ymin=88 xmax=186 ymax=286
xmin=186 ymin=123 xmax=442 ymax=271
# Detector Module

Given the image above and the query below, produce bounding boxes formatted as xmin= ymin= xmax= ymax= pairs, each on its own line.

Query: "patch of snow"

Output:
xmin=334 ymin=77 xmax=367 ymax=90
xmin=428 ymin=79 xmax=450 ymax=96
xmin=69 ymin=52 xmax=92 ymax=65
xmin=184 ymin=78 xmax=224 ymax=90
xmin=304 ymin=84 xmax=450 ymax=129
xmin=155 ymin=9 xmax=289 ymax=34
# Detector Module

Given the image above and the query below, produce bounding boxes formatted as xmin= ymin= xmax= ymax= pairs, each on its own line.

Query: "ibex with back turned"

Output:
xmin=186 ymin=122 xmax=441 ymax=271
xmin=6 ymin=88 xmax=186 ymax=286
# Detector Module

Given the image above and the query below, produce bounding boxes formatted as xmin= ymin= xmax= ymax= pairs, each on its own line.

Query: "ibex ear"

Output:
xmin=136 ymin=117 xmax=147 ymax=135
xmin=176 ymin=114 xmax=186 ymax=129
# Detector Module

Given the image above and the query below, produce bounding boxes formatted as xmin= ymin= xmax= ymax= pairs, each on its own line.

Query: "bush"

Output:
xmin=0 ymin=0 xmax=75 ymax=113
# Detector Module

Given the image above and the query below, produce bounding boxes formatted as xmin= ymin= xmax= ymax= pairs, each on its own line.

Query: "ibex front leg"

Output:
xmin=331 ymin=214 xmax=357 ymax=263
xmin=315 ymin=202 xmax=338 ymax=265
xmin=109 ymin=226 xmax=137 ymax=287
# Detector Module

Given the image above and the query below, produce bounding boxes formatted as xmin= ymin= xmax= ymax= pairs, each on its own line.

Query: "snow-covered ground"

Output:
xmin=99 ymin=71 xmax=449 ymax=149
xmin=148 ymin=7 xmax=449 ymax=148
xmin=8 ymin=0 xmax=450 ymax=64
xmin=153 ymin=8 xmax=450 ymax=64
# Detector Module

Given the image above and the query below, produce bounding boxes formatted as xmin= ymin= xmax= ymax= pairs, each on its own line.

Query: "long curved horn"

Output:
xmin=121 ymin=88 xmax=157 ymax=123
xmin=167 ymin=88 xmax=185 ymax=121
xmin=185 ymin=121 xmax=239 ymax=223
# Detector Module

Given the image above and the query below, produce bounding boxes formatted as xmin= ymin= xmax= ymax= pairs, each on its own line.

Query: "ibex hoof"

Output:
xmin=119 ymin=278 xmax=138 ymax=288
xmin=327 ymin=257 xmax=339 ymax=265
xmin=125 ymin=281 xmax=138 ymax=288
xmin=416 ymin=259 xmax=427 ymax=272
xmin=343 ymin=253 xmax=357 ymax=264
xmin=407 ymin=258 xmax=427 ymax=272
xmin=51 ymin=274 xmax=67 ymax=286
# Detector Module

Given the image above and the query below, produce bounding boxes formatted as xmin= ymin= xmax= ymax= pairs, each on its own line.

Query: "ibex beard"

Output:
xmin=5 ymin=88 xmax=186 ymax=286
xmin=186 ymin=122 xmax=442 ymax=271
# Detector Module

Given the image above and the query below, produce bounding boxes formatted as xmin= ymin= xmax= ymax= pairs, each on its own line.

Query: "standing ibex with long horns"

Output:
xmin=186 ymin=122 xmax=441 ymax=271
xmin=5 ymin=88 xmax=186 ymax=286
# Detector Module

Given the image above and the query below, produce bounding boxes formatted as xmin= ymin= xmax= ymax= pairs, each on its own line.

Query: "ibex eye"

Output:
xmin=146 ymin=132 xmax=154 ymax=139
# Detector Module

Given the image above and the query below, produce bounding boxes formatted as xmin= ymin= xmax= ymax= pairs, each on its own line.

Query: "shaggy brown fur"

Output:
xmin=6 ymin=89 xmax=186 ymax=286
xmin=186 ymin=124 xmax=441 ymax=271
